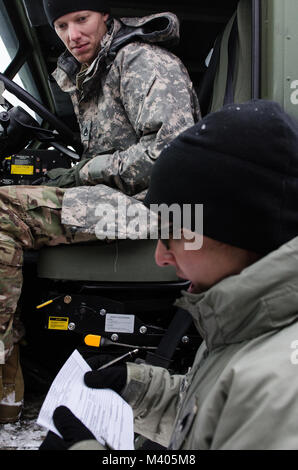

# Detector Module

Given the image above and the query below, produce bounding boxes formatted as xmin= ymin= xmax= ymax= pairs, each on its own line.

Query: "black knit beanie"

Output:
xmin=144 ymin=100 xmax=298 ymax=254
xmin=43 ymin=0 xmax=111 ymax=27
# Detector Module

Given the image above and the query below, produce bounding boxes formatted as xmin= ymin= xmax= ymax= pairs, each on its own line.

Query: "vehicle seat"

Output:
xmin=198 ymin=0 xmax=252 ymax=116
xmin=37 ymin=239 xmax=178 ymax=282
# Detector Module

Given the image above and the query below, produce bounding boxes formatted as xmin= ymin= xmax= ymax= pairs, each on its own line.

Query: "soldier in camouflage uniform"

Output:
xmin=0 ymin=0 xmax=200 ymax=422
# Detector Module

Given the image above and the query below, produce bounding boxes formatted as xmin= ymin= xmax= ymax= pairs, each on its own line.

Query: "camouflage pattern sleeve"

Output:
xmin=61 ymin=184 xmax=157 ymax=239
xmin=79 ymin=42 xmax=200 ymax=196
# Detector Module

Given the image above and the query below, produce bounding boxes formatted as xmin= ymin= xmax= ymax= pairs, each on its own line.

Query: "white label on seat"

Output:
xmin=105 ymin=314 xmax=135 ymax=334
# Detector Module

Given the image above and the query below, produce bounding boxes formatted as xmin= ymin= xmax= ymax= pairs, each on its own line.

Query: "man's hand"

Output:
xmin=32 ymin=167 xmax=80 ymax=187
xmin=84 ymin=356 xmax=127 ymax=394
xmin=44 ymin=166 xmax=80 ymax=188
xmin=40 ymin=159 xmax=91 ymax=188
xmin=39 ymin=406 xmax=96 ymax=450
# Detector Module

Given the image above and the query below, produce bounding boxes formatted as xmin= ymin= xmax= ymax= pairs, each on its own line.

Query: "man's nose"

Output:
xmin=155 ymin=240 xmax=175 ymax=267
xmin=68 ymin=23 xmax=82 ymax=42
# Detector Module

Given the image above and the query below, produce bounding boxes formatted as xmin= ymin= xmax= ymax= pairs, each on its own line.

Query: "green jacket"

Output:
xmin=120 ymin=236 xmax=298 ymax=450
xmin=70 ymin=237 xmax=298 ymax=450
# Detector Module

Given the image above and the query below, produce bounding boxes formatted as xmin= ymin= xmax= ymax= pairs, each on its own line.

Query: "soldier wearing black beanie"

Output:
xmin=43 ymin=0 xmax=111 ymax=27
xmin=145 ymin=100 xmax=298 ymax=255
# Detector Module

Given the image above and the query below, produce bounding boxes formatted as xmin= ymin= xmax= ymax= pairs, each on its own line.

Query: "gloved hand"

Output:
xmin=39 ymin=406 xmax=96 ymax=450
xmin=84 ymin=359 xmax=127 ymax=394
xmin=33 ymin=168 xmax=78 ymax=187
xmin=44 ymin=160 xmax=88 ymax=188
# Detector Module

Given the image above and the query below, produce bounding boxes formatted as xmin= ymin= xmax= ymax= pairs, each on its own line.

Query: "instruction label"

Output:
xmin=105 ymin=314 xmax=135 ymax=334
xmin=11 ymin=164 xmax=34 ymax=175
xmin=48 ymin=317 xmax=69 ymax=330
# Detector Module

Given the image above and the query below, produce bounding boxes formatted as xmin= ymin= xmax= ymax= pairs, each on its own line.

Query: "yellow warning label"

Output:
xmin=48 ymin=317 xmax=69 ymax=330
xmin=11 ymin=165 xmax=34 ymax=175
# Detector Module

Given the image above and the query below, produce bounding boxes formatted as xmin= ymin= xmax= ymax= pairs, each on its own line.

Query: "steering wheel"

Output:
xmin=0 ymin=72 xmax=83 ymax=157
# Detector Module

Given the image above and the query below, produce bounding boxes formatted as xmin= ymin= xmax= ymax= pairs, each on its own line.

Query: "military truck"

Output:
xmin=0 ymin=0 xmax=297 ymax=393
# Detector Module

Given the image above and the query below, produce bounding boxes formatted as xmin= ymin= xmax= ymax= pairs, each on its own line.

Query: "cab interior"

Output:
xmin=0 ymin=0 xmax=259 ymax=389
xmin=1 ymin=0 xmax=257 ymax=122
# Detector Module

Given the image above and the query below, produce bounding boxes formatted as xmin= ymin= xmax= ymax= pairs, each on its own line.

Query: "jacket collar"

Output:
xmin=176 ymin=237 xmax=298 ymax=351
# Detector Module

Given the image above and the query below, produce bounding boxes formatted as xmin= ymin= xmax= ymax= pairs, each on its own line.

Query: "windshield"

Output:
xmin=0 ymin=1 xmax=18 ymax=73
xmin=0 ymin=0 xmax=40 ymax=120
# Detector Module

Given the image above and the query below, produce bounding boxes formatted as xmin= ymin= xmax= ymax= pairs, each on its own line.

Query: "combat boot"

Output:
xmin=0 ymin=345 xmax=24 ymax=423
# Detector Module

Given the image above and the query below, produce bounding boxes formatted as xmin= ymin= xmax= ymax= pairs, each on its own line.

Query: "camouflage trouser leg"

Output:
xmin=0 ymin=186 xmax=98 ymax=363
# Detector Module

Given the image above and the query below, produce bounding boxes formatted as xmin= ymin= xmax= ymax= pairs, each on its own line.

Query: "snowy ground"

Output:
xmin=0 ymin=394 xmax=48 ymax=450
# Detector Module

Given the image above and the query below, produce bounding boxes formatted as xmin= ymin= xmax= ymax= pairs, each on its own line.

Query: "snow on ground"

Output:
xmin=0 ymin=394 xmax=47 ymax=450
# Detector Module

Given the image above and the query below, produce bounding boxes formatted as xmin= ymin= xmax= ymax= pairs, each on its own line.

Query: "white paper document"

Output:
xmin=37 ymin=349 xmax=134 ymax=450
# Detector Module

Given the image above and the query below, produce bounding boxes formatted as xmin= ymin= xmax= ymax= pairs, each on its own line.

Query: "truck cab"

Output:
xmin=0 ymin=0 xmax=297 ymax=449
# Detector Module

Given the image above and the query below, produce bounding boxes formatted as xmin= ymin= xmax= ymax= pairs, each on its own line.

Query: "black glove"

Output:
xmin=39 ymin=406 xmax=96 ymax=450
xmin=84 ymin=362 xmax=127 ymax=394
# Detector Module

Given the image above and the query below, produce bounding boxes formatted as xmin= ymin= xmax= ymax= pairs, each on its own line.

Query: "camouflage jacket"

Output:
xmin=54 ymin=13 xmax=201 ymax=234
